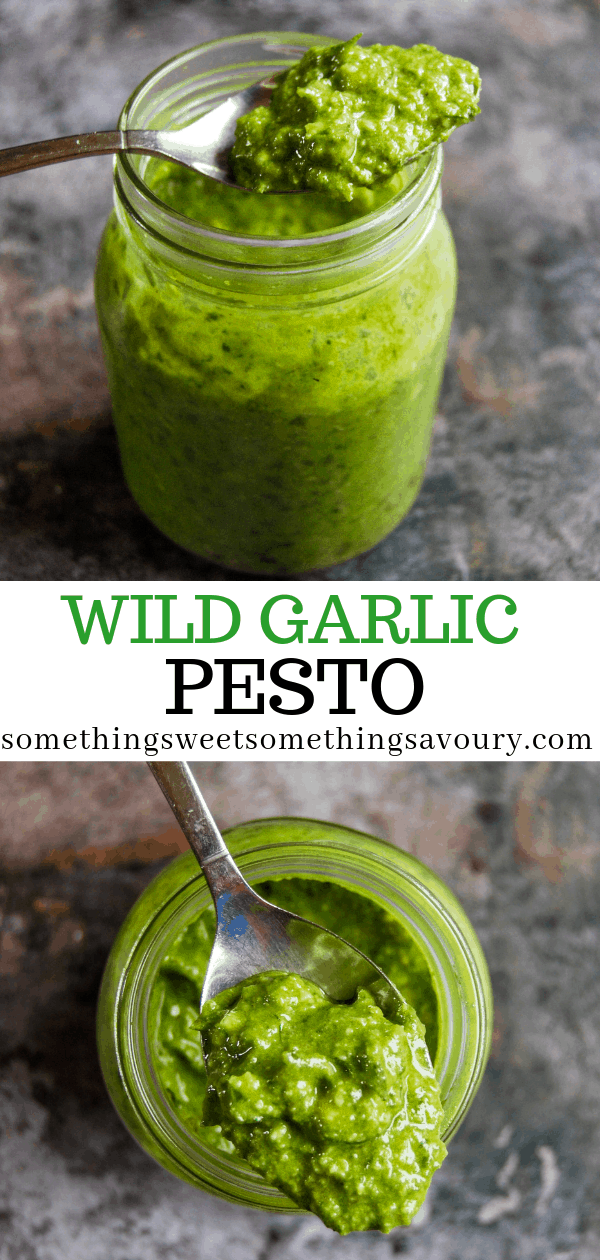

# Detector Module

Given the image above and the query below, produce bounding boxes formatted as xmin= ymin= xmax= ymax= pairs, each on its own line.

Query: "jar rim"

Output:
xmin=97 ymin=817 xmax=492 ymax=1210
xmin=114 ymin=31 xmax=443 ymax=271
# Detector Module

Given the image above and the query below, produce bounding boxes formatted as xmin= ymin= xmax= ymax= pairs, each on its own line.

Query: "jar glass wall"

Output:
xmin=94 ymin=34 xmax=457 ymax=574
xmin=97 ymin=818 xmax=492 ymax=1213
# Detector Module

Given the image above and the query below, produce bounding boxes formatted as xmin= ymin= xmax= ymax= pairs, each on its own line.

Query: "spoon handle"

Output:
xmin=0 ymin=129 xmax=175 ymax=177
xmin=0 ymin=131 xmax=127 ymax=177
xmin=148 ymin=761 xmax=251 ymax=904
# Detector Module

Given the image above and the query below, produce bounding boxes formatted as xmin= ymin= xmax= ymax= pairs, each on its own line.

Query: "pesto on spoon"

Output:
xmin=230 ymin=35 xmax=481 ymax=200
xmin=201 ymin=970 xmax=446 ymax=1234
xmin=146 ymin=770 xmax=448 ymax=1232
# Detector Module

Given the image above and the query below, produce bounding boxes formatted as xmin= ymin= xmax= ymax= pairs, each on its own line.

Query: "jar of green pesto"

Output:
xmin=94 ymin=33 xmax=457 ymax=574
xmin=97 ymin=818 xmax=492 ymax=1212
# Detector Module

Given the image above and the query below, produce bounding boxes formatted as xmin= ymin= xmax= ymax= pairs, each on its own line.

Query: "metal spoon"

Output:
xmin=0 ymin=83 xmax=274 ymax=189
xmin=148 ymin=760 xmax=403 ymax=1020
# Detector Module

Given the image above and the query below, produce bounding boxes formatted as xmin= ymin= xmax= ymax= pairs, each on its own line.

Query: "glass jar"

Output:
xmin=97 ymin=817 xmax=492 ymax=1212
xmin=94 ymin=33 xmax=457 ymax=574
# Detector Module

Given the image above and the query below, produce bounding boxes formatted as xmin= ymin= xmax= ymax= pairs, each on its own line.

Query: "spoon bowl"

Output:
xmin=148 ymin=761 xmax=404 ymax=1021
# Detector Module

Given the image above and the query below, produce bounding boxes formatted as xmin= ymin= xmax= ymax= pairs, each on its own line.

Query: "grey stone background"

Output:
xmin=1 ymin=760 xmax=599 ymax=1259
xmin=1 ymin=0 xmax=599 ymax=579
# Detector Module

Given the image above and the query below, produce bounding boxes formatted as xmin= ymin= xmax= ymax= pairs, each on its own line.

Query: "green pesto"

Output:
xmin=94 ymin=167 xmax=456 ymax=572
xmin=146 ymin=146 xmax=416 ymax=233
xmin=231 ymin=36 xmax=481 ymax=200
xmin=200 ymin=972 xmax=446 ymax=1234
xmin=150 ymin=877 xmax=439 ymax=1167
xmin=145 ymin=161 xmax=364 ymax=235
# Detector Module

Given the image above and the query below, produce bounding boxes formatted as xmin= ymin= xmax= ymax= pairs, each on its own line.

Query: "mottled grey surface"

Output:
xmin=0 ymin=0 xmax=599 ymax=578
xmin=1 ymin=760 xmax=599 ymax=1258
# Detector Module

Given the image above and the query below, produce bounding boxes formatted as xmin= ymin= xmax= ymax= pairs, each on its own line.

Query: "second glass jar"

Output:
xmin=95 ymin=34 xmax=458 ymax=574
